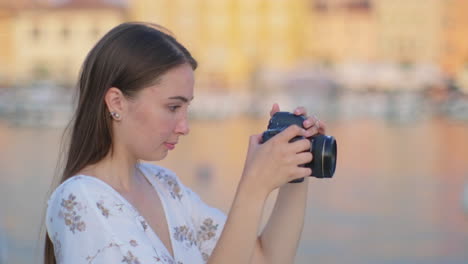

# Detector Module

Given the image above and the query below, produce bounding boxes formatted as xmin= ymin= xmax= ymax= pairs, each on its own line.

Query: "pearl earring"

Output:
xmin=110 ymin=111 xmax=121 ymax=120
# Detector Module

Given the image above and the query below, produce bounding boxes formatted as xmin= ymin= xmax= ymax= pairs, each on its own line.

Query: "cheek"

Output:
xmin=130 ymin=107 xmax=174 ymax=142
xmin=129 ymin=106 xmax=150 ymax=131
xmin=155 ymin=115 xmax=178 ymax=137
xmin=126 ymin=106 xmax=154 ymax=141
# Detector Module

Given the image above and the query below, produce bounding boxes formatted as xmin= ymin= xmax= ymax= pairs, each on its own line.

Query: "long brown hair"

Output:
xmin=43 ymin=22 xmax=197 ymax=264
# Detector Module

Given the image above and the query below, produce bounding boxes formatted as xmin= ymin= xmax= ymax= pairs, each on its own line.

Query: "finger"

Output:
xmin=249 ymin=133 xmax=263 ymax=146
xmin=302 ymin=115 xmax=319 ymax=129
xmin=293 ymin=106 xmax=307 ymax=116
xmin=317 ymin=120 xmax=327 ymax=134
xmin=270 ymin=103 xmax=280 ymax=117
xmin=295 ymin=152 xmax=313 ymax=165
xmin=305 ymin=126 xmax=320 ymax=138
xmin=276 ymin=125 xmax=306 ymax=142
xmin=289 ymin=138 xmax=311 ymax=153
xmin=305 ymin=117 xmax=327 ymax=136
xmin=290 ymin=167 xmax=312 ymax=179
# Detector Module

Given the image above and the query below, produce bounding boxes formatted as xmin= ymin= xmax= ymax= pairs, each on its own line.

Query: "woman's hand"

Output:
xmin=277 ymin=104 xmax=327 ymax=137
xmin=240 ymin=104 xmax=327 ymax=197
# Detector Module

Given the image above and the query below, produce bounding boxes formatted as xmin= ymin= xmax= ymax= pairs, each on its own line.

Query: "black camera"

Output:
xmin=261 ymin=112 xmax=337 ymax=183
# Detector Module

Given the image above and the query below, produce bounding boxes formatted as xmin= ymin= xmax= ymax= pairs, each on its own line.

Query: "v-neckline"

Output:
xmin=74 ymin=163 xmax=177 ymax=261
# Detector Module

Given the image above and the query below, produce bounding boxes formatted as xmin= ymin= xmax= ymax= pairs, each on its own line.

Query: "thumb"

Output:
xmin=249 ymin=133 xmax=263 ymax=146
xmin=270 ymin=103 xmax=280 ymax=117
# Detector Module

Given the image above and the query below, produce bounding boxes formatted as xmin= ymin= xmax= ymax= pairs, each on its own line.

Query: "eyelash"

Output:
xmin=168 ymin=105 xmax=181 ymax=112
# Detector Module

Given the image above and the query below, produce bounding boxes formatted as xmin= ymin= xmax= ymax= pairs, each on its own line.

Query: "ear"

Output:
xmin=104 ymin=87 xmax=126 ymax=115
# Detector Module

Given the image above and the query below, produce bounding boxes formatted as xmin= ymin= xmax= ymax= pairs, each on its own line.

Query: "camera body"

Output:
xmin=261 ymin=112 xmax=337 ymax=183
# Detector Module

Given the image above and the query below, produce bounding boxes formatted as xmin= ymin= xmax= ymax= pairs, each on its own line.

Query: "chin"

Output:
xmin=145 ymin=150 xmax=168 ymax=162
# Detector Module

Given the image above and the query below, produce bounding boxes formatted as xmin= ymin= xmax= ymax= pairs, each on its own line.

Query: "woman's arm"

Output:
xmin=211 ymin=168 xmax=309 ymax=264
xmin=256 ymin=179 xmax=309 ymax=264
xmin=254 ymin=106 xmax=324 ymax=263
xmin=208 ymin=177 xmax=309 ymax=264
xmin=207 ymin=177 xmax=269 ymax=264
xmin=208 ymin=123 xmax=311 ymax=264
xmin=208 ymin=105 xmax=323 ymax=264
xmin=209 ymin=175 xmax=308 ymax=264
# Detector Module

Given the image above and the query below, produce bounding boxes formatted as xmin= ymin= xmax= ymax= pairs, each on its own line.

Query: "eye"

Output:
xmin=168 ymin=105 xmax=181 ymax=112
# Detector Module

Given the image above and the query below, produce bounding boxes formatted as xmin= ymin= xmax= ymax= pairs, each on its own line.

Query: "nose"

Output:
xmin=175 ymin=114 xmax=190 ymax=135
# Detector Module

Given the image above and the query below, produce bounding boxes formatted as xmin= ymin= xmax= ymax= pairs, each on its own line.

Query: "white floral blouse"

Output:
xmin=46 ymin=162 xmax=227 ymax=264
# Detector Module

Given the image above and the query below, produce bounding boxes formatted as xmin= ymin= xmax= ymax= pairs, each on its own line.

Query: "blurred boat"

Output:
xmin=0 ymin=81 xmax=74 ymax=127
xmin=463 ymin=182 xmax=468 ymax=215
xmin=444 ymin=96 xmax=468 ymax=121
xmin=0 ymin=223 xmax=7 ymax=263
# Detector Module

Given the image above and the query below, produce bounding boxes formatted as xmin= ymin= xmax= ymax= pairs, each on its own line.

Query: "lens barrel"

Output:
xmin=308 ymin=134 xmax=337 ymax=178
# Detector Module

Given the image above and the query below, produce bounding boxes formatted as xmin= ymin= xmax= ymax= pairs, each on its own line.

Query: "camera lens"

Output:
xmin=310 ymin=134 xmax=337 ymax=178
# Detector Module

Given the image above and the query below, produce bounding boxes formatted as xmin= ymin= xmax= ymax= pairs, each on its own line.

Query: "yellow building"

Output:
xmin=307 ymin=0 xmax=376 ymax=64
xmin=305 ymin=0 xmax=446 ymax=67
xmin=0 ymin=9 xmax=13 ymax=86
xmin=7 ymin=0 xmax=125 ymax=86
xmin=442 ymin=0 xmax=468 ymax=93
xmin=129 ymin=0 xmax=310 ymax=92
xmin=442 ymin=0 xmax=468 ymax=76
xmin=374 ymin=0 xmax=443 ymax=65
xmin=0 ymin=2 xmax=19 ymax=86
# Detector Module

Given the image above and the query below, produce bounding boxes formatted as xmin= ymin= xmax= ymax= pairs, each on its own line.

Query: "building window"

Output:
xmin=91 ymin=27 xmax=100 ymax=39
xmin=62 ymin=26 xmax=70 ymax=40
xmin=31 ymin=26 xmax=41 ymax=40
xmin=312 ymin=0 xmax=328 ymax=12
xmin=345 ymin=0 xmax=372 ymax=11
xmin=32 ymin=63 xmax=49 ymax=80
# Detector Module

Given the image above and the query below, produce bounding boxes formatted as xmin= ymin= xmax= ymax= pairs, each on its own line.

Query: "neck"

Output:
xmin=82 ymin=146 xmax=141 ymax=193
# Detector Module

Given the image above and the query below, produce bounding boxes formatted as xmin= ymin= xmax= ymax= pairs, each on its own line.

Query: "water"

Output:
xmin=0 ymin=116 xmax=467 ymax=264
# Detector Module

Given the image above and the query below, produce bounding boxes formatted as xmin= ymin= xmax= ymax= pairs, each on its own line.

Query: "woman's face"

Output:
xmin=120 ymin=63 xmax=194 ymax=161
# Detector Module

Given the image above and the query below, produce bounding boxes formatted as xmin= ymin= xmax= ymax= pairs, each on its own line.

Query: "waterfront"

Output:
xmin=0 ymin=112 xmax=467 ymax=263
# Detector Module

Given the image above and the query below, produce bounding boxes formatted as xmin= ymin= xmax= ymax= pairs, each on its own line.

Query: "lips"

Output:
xmin=164 ymin=142 xmax=177 ymax=150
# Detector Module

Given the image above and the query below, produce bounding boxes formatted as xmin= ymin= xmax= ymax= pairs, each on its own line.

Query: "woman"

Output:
xmin=44 ymin=22 xmax=326 ymax=264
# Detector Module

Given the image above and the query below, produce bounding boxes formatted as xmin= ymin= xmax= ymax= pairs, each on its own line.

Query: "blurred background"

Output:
xmin=1 ymin=0 xmax=468 ymax=263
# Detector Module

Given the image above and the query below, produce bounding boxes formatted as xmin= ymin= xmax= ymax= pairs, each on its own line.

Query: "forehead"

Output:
xmin=143 ymin=63 xmax=194 ymax=100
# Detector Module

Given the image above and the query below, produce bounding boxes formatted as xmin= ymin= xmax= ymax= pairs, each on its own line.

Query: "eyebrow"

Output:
xmin=167 ymin=96 xmax=194 ymax=103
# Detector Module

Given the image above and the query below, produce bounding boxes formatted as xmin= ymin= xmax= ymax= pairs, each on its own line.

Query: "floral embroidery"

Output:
xmin=201 ymin=252 xmax=209 ymax=262
xmin=196 ymin=218 xmax=219 ymax=263
xmin=59 ymin=193 xmax=86 ymax=233
xmin=140 ymin=219 xmax=148 ymax=231
xmin=114 ymin=202 xmax=125 ymax=212
xmin=96 ymin=201 xmax=110 ymax=218
xmin=86 ymin=242 xmax=122 ymax=263
xmin=155 ymin=170 xmax=183 ymax=200
xmin=122 ymin=250 xmax=140 ymax=264
xmin=52 ymin=232 xmax=63 ymax=263
xmin=153 ymin=253 xmax=176 ymax=264
xmin=174 ymin=225 xmax=196 ymax=248
xmin=197 ymin=218 xmax=218 ymax=242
